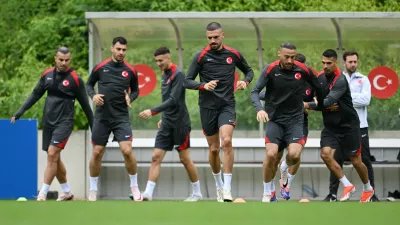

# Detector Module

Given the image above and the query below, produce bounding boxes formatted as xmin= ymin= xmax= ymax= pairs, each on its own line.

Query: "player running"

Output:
xmin=258 ymin=53 xmax=316 ymax=201
xmin=304 ymin=49 xmax=374 ymax=202
xmin=250 ymin=43 xmax=324 ymax=202
xmin=139 ymin=47 xmax=202 ymax=202
xmin=86 ymin=37 xmax=143 ymax=201
xmin=11 ymin=47 xmax=93 ymax=201
xmin=184 ymin=22 xmax=254 ymax=202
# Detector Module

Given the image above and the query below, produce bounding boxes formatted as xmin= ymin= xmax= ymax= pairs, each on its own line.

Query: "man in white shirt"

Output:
xmin=324 ymin=51 xmax=379 ymax=202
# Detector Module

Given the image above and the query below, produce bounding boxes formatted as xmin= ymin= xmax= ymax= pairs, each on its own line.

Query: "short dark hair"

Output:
xmin=206 ymin=22 xmax=222 ymax=31
xmin=280 ymin=42 xmax=296 ymax=50
xmin=295 ymin=53 xmax=306 ymax=63
xmin=343 ymin=51 xmax=359 ymax=61
xmin=154 ymin=47 xmax=170 ymax=57
xmin=322 ymin=49 xmax=337 ymax=59
xmin=56 ymin=46 xmax=70 ymax=54
xmin=112 ymin=36 xmax=127 ymax=45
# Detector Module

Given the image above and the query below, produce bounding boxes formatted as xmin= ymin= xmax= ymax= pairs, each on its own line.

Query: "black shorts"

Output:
xmin=320 ymin=128 xmax=361 ymax=157
xmin=303 ymin=117 xmax=309 ymax=137
xmin=42 ymin=123 xmax=74 ymax=151
xmin=200 ymin=105 xmax=236 ymax=136
xmin=277 ymin=120 xmax=308 ymax=152
xmin=154 ymin=126 xmax=191 ymax=151
xmin=265 ymin=119 xmax=305 ymax=152
xmin=91 ymin=119 xmax=133 ymax=146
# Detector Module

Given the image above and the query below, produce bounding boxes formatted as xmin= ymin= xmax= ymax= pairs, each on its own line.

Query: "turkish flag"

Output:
xmin=134 ymin=64 xmax=157 ymax=97
xmin=368 ymin=66 xmax=399 ymax=99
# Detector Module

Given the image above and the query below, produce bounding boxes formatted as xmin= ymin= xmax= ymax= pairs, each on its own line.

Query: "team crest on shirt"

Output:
xmin=122 ymin=71 xmax=128 ymax=78
xmin=358 ymin=79 xmax=363 ymax=84
xmin=62 ymin=80 xmax=69 ymax=87
xmin=294 ymin=72 xmax=302 ymax=80
xmin=305 ymin=88 xmax=311 ymax=96
xmin=226 ymin=57 xmax=233 ymax=64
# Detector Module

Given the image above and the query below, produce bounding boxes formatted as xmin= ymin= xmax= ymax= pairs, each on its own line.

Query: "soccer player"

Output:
xmin=258 ymin=53 xmax=315 ymax=201
xmin=324 ymin=51 xmax=379 ymax=202
xmin=304 ymin=49 xmax=374 ymax=202
xmin=86 ymin=37 xmax=142 ymax=201
xmin=11 ymin=47 xmax=94 ymax=201
xmin=138 ymin=47 xmax=202 ymax=201
xmin=250 ymin=43 xmax=324 ymax=202
xmin=184 ymin=22 xmax=254 ymax=202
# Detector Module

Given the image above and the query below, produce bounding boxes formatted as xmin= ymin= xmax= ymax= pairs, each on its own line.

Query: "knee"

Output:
xmin=120 ymin=147 xmax=132 ymax=157
xmin=266 ymin=151 xmax=278 ymax=163
xmin=47 ymin=149 xmax=59 ymax=163
xmin=151 ymin=153 xmax=163 ymax=165
xmin=221 ymin=136 xmax=232 ymax=149
xmin=92 ymin=146 xmax=105 ymax=160
xmin=320 ymin=150 xmax=332 ymax=162
xmin=209 ymin=144 xmax=220 ymax=155
xmin=179 ymin=154 xmax=192 ymax=166
xmin=350 ymin=154 xmax=362 ymax=165
xmin=287 ymin=151 xmax=301 ymax=163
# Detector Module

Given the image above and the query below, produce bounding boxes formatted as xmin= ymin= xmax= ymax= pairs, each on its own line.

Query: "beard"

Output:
xmin=347 ymin=67 xmax=356 ymax=74
xmin=210 ymin=43 xmax=220 ymax=50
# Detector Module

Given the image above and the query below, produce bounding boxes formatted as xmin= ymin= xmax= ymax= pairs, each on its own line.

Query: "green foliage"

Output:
xmin=1 ymin=0 xmax=400 ymax=130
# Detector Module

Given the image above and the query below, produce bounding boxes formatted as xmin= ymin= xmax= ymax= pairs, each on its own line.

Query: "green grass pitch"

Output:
xmin=0 ymin=200 xmax=398 ymax=225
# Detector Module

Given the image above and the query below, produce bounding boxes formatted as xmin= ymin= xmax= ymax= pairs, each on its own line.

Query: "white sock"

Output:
xmin=271 ymin=179 xmax=276 ymax=192
xmin=223 ymin=173 xmax=232 ymax=191
xmin=90 ymin=177 xmax=98 ymax=191
xmin=60 ymin=182 xmax=71 ymax=193
xmin=39 ymin=184 xmax=50 ymax=195
xmin=192 ymin=180 xmax=202 ymax=196
xmin=263 ymin=182 xmax=272 ymax=195
xmin=280 ymin=160 xmax=289 ymax=171
xmin=144 ymin=181 xmax=156 ymax=197
xmin=287 ymin=173 xmax=296 ymax=188
xmin=129 ymin=174 xmax=138 ymax=187
xmin=339 ymin=175 xmax=352 ymax=187
xmin=212 ymin=171 xmax=224 ymax=189
xmin=363 ymin=180 xmax=373 ymax=191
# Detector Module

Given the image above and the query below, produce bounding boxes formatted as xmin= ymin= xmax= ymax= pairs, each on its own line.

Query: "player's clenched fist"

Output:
xmin=93 ymin=94 xmax=104 ymax=106
xmin=204 ymin=80 xmax=219 ymax=91
xmin=236 ymin=81 xmax=247 ymax=90
xmin=257 ymin=110 xmax=269 ymax=122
